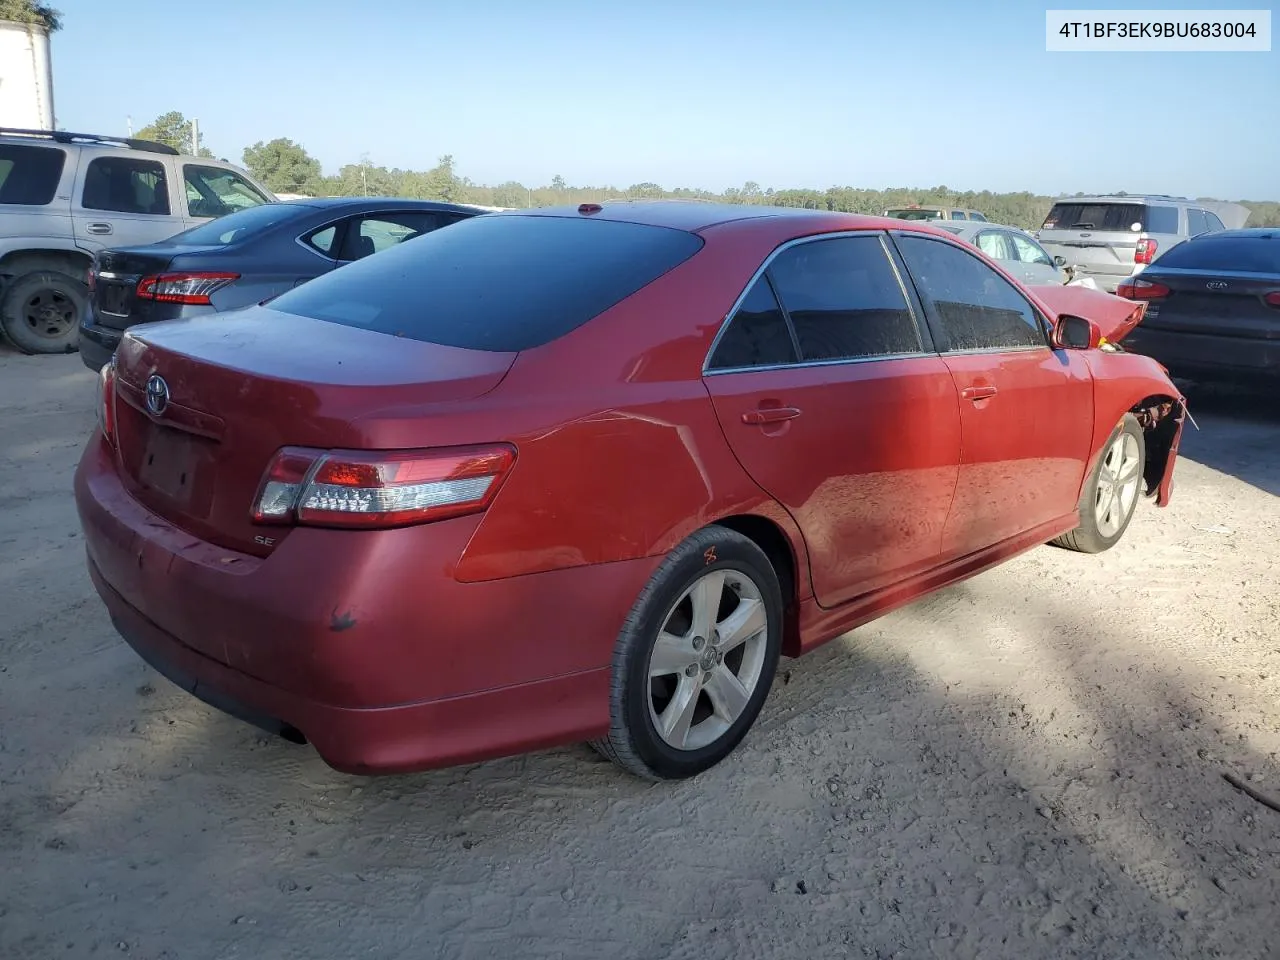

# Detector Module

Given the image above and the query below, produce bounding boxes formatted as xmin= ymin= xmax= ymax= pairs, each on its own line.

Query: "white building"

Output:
xmin=0 ymin=18 xmax=55 ymax=129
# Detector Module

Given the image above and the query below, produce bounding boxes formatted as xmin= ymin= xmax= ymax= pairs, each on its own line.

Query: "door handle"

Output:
xmin=961 ymin=384 xmax=998 ymax=401
xmin=742 ymin=406 xmax=803 ymax=425
xmin=87 ymin=223 xmax=113 ymax=235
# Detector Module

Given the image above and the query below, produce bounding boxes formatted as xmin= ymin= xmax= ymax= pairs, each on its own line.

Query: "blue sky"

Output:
xmin=45 ymin=0 xmax=1279 ymax=199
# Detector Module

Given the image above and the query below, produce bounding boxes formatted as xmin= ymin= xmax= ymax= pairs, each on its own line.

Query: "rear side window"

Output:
xmin=768 ymin=236 xmax=922 ymax=362
xmin=896 ymin=235 xmax=1046 ymax=352
xmin=0 ymin=144 xmax=66 ymax=205
xmin=336 ymin=211 xmax=451 ymax=262
xmin=950 ymin=211 xmax=966 ymax=220
xmin=81 ymin=157 xmax=170 ymax=215
xmin=708 ymin=277 xmax=798 ymax=370
xmin=270 ymin=214 xmax=704 ymax=351
xmin=170 ymin=202 xmax=306 ymax=245
xmin=1153 ymin=236 xmax=1280 ymax=274
xmin=1146 ymin=205 xmax=1179 ymax=234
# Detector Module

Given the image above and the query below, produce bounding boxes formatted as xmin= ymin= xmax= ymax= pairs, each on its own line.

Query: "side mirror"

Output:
xmin=1053 ymin=255 xmax=1067 ymax=267
xmin=1055 ymin=314 xmax=1101 ymax=350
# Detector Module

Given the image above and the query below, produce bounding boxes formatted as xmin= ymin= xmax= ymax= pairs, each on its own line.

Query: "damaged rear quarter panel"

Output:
xmin=1082 ymin=350 xmax=1186 ymax=506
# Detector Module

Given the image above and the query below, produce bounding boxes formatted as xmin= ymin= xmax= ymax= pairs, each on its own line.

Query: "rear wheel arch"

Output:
xmin=711 ymin=513 xmax=804 ymax=657
xmin=0 ymin=248 xmax=92 ymax=283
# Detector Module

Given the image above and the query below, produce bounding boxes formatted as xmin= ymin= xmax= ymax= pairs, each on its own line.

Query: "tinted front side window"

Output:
xmin=708 ymin=277 xmax=797 ymax=370
xmin=0 ymin=144 xmax=66 ymax=205
xmin=896 ymin=235 xmax=1046 ymax=352
xmin=1187 ymin=209 xmax=1210 ymax=236
xmin=1010 ymin=233 xmax=1053 ymax=266
xmin=271 ymin=214 xmax=704 ymax=351
xmin=1153 ymin=236 xmax=1280 ymax=274
xmin=82 ymin=157 xmax=170 ymax=215
xmin=1205 ymin=211 xmax=1226 ymax=232
xmin=768 ymin=236 xmax=922 ymax=361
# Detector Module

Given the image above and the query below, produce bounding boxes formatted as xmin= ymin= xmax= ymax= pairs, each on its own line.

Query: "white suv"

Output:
xmin=0 ymin=128 xmax=276 ymax=354
xmin=1035 ymin=194 xmax=1249 ymax=293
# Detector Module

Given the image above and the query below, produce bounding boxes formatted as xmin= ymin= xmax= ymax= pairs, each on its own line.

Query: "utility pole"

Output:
xmin=191 ymin=117 xmax=199 ymax=156
xmin=126 ymin=115 xmax=132 ymax=136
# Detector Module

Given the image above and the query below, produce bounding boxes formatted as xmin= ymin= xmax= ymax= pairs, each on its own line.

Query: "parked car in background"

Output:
xmin=883 ymin=204 xmax=988 ymax=222
xmin=935 ymin=220 xmax=1064 ymax=285
xmin=75 ymin=201 xmax=1186 ymax=783
xmin=1035 ymin=194 xmax=1250 ymax=294
xmin=1116 ymin=228 xmax=1280 ymax=381
xmin=79 ymin=197 xmax=489 ymax=371
xmin=0 ymin=127 xmax=276 ymax=354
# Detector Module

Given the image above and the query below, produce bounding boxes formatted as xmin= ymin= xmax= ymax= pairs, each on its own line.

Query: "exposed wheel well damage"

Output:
xmin=713 ymin=514 xmax=804 ymax=657
xmin=1130 ymin=393 xmax=1184 ymax=500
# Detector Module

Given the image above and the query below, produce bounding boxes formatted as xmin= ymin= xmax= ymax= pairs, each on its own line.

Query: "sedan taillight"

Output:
xmin=1116 ymin=278 xmax=1170 ymax=300
xmin=252 ymin=444 xmax=516 ymax=529
xmin=136 ymin=272 xmax=239 ymax=305
xmin=1265 ymin=291 xmax=1280 ymax=308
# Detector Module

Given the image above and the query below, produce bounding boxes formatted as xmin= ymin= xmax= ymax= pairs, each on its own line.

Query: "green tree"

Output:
xmin=0 ymin=1 xmax=61 ymax=30
xmin=242 ymin=138 xmax=321 ymax=194
xmin=135 ymin=111 xmax=213 ymax=156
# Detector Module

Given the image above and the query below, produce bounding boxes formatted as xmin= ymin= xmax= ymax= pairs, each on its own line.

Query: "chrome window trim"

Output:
xmin=701 ymin=230 xmax=931 ymax=377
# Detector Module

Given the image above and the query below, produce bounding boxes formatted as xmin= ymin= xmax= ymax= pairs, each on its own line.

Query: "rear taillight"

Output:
xmin=1116 ymin=278 xmax=1170 ymax=300
xmin=1134 ymin=238 xmax=1158 ymax=264
xmin=86 ymin=264 xmax=96 ymax=293
xmin=136 ymin=272 xmax=239 ymax=305
xmin=1265 ymin=291 xmax=1280 ymax=308
xmin=96 ymin=360 xmax=117 ymax=447
xmin=252 ymin=444 xmax=516 ymax=529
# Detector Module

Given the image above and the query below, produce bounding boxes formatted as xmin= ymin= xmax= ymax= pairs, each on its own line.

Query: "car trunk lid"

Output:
xmin=92 ymin=244 xmax=222 ymax=329
xmin=1029 ymin=283 xmax=1149 ymax=343
xmin=109 ymin=307 xmax=517 ymax=557
xmin=1138 ymin=269 xmax=1280 ymax=339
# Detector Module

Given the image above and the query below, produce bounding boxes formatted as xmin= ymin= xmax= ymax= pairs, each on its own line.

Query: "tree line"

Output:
xmin=135 ymin=113 xmax=1280 ymax=229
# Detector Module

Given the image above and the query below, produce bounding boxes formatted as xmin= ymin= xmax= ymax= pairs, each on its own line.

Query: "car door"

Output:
xmin=70 ymin=150 xmax=187 ymax=252
xmin=1008 ymin=231 xmax=1062 ymax=285
xmin=702 ymin=233 xmax=962 ymax=607
xmin=891 ymin=232 xmax=1093 ymax=559
xmin=334 ymin=210 xmax=457 ymax=264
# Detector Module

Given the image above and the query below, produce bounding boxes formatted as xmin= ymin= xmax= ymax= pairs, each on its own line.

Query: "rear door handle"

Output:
xmin=742 ymin=406 xmax=803 ymax=425
xmin=961 ymin=385 xmax=998 ymax=401
xmin=87 ymin=223 xmax=113 ymax=235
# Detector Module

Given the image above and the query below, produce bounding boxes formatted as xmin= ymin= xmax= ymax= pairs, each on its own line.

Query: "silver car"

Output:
xmin=934 ymin=220 xmax=1064 ymax=286
xmin=1034 ymin=194 xmax=1250 ymax=293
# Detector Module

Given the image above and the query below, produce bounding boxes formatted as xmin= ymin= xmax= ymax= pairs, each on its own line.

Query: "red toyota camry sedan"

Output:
xmin=75 ymin=202 xmax=1186 ymax=780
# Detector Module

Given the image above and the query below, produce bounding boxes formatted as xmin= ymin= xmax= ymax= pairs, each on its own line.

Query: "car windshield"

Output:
xmin=1153 ymin=234 xmax=1280 ymax=274
xmin=169 ymin=203 xmax=308 ymax=245
xmin=269 ymin=213 xmax=705 ymax=351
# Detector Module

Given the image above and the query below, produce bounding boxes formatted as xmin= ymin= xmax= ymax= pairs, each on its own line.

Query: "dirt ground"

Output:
xmin=1 ymin=349 xmax=1277 ymax=960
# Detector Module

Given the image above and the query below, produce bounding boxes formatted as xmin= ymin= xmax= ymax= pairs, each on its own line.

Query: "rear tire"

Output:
xmin=592 ymin=525 xmax=783 ymax=780
xmin=0 ymin=269 xmax=86 ymax=355
xmin=1052 ymin=413 xmax=1145 ymax=554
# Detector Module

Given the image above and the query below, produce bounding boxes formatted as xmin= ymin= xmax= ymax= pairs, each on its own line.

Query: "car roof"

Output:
xmin=504 ymin=200 xmax=910 ymax=234
xmin=1190 ymin=227 xmax=1279 ymax=241
xmin=937 ymin=220 xmax=1030 ymax=237
xmin=1052 ymin=195 xmax=1188 ymax=205
xmin=279 ymin=196 xmax=491 ymax=215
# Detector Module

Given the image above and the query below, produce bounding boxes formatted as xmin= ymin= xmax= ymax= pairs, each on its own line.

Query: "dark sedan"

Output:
xmin=1117 ymin=228 xmax=1280 ymax=382
xmin=79 ymin=197 xmax=490 ymax=371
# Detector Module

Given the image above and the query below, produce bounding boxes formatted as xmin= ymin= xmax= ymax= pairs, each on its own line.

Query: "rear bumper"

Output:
xmin=1124 ymin=328 xmax=1280 ymax=380
xmin=79 ymin=314 xmax=119 ymax=371
xmin=74 ymin=434 xmax=657 ymax=774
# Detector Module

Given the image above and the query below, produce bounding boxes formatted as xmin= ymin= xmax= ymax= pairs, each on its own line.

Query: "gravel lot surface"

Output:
xmin=1 ymin=350 xmax=1277 ymax=960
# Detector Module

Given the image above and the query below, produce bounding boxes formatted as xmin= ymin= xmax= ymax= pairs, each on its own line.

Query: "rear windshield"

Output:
xmin=1153 ymin=235 xmax=1280 ymax=274
xmin=0 ymin=144 xmax=66 ymax=205
xmin=270 ymin=214 xmax=705 ymax=351
xmin=170 ymin=202 xmax=307 ymax=245
xmin=886 ymin=209 xmax=943 ymax=220
xmin=1042 ymin=202 xmax=1178 ymax=234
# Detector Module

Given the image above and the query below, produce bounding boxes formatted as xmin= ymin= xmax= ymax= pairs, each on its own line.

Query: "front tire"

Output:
xmin=0 ymin=270 xmax=86 ymax=355
xmin=1052 ymin=413 xmax=1145 ymax=554
xmin=592 ymin=525 xmax=783 ymax=780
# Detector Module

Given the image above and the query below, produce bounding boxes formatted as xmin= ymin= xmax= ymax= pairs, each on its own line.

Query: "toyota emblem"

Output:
xmin=1206 ymin=281 xmax=1229 ymax=291
xmin=144 ymin=375 xmax=170 ymax=415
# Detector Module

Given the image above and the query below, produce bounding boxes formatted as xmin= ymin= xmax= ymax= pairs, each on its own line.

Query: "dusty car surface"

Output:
xmin=74 ymin=202 xmax=1187 ymax=781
